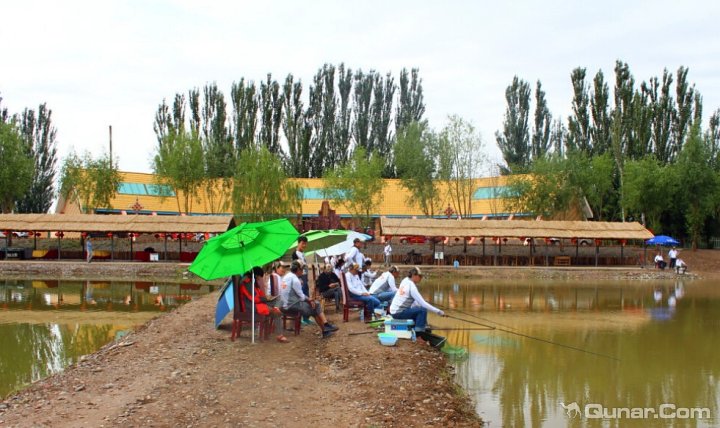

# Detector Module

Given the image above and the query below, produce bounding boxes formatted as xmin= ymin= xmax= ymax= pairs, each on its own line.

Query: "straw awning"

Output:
xmin=380 ymin=218 xmax=653 ymax=240
xmin=0 ymin=214 xmax=235 ymax=234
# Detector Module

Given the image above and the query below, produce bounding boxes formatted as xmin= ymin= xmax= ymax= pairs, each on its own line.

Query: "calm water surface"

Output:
xmin=0 ymin=278 xmax=215 ymax=397
xmin=423 ymin=277 xmax=719 ymax=427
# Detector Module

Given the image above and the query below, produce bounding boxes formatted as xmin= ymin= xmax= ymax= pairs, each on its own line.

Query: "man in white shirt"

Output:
xmin=345 ymin=263 xmax=381 ymax=316
xmin=383 ymin=242 xmax=392 ymax=266
xmin=369 ymin=266 xmax=399 ymax=304
xmin=344 ymin=238 xmax=365 ymax=272
xmin=389 ymin=266 xmax=445 ymax=332
xmin=668 ymin=247 xmax=678 ymax=269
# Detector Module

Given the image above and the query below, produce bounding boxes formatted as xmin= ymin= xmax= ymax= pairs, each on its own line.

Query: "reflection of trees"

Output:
xmin=430 ymin=280 xmax=720 ymax=427
xmin=0 ymin=323 xmax=114 ymax=397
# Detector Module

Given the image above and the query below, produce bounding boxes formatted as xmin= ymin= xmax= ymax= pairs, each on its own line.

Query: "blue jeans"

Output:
xmin=392 ymin=307 xmax=428 ymax=331
xmin=373 ymin=291 xmax=395 ymax=303
xmin=350 ymin=293 xmax=381 ymax=313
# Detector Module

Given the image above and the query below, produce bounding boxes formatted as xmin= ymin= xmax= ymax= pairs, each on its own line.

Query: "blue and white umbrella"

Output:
xmin=646 ymin=235 xmax=680 ymax=246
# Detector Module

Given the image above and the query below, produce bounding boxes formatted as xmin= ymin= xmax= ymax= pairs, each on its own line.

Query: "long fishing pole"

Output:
xmin=439 ymin=309 xmax=621 ymax=362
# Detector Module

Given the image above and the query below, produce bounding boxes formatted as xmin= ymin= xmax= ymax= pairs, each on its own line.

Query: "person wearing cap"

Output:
xmin=344 ymin=238 xmax=366 ymax=273
xmin=280 ymin=260 xmax=338 ymax=338
xmin=369 ymin=265 xmax=399 ymax=303
xmin=345 ymin=263 xmax=381 ymax=317
xmin=316 ymin=263 xmax=342 ymax=311
xmin=389 ymin=267 xmax=445 ymax=332
xmin=238 ymin=266 xmax=289 ymax=343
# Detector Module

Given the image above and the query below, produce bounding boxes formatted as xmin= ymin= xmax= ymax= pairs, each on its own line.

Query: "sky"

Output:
xmin=2 ymin=0 xmax=720 ymax=174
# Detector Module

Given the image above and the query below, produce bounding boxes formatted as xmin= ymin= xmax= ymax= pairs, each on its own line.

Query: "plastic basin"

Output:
xmin=378 ymin=333 xmax=398 ymax=346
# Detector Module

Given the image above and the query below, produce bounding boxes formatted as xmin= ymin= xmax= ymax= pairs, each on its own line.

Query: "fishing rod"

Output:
xmin=429 ymin=327 xmax=495 ymax=331
xmin=438 ymin=307 xmax=621 ymax=362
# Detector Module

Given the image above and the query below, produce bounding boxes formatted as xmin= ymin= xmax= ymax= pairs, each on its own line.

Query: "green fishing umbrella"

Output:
xmin=189 ymin=218 xmax=299 ymax=281
xmin=290 ymin=229 xmax=351 ymax=254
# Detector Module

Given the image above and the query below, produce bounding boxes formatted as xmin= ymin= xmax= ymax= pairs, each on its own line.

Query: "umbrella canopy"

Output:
xmin=290 ymin=230 xmax=351 ymax=254
xmin=646 ymin=235 xmax=680 ymax=246
xmin=308 ymin=231 xmax=372 ymax=258
xmin=189 ymin=218 xmax=299 ymax=281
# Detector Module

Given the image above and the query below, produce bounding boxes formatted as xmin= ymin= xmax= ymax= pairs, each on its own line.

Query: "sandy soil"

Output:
xmin=0 ymin=289 xmax=480 ymax=427
xmin=0 ymin=248 xmax=716 ymax=427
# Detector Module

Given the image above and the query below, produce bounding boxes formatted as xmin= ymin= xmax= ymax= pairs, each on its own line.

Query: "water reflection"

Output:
xmin=421 ymin=278 xmax=720 ymax=427
xmin=0 ymin=278 xmax=215 ymax=398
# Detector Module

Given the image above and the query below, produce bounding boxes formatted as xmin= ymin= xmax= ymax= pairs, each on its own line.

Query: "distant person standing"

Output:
xmin=668 ymin=247 xmax=678 ymax=269
xmin=85 ymin=237 xmax=93 ymax=263
xmin=383 ymin=241 xmax=392 ymax=267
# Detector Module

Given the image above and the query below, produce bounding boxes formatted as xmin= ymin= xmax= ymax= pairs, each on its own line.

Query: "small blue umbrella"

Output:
xmin=215 ymin=278 xmax=235 ymax=328
xmin=646 ymin=235 xmax=680 ymax=246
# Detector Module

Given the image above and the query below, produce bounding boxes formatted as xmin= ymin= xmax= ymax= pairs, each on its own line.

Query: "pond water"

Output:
xmin=423 ymin=277 xmax=719 ymax=427
xmin=0 ymin=278 xmax=215 ymax=398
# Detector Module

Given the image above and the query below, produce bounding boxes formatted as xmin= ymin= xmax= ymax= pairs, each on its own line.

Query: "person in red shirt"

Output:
xmin=239 ymin=266 xmax=288 ymax=343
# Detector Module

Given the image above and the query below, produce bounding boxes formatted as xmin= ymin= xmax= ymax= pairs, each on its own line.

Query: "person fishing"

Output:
xmin=239 ymin=266 xmax=288 ymax=343
xmin=389 ymin=266 xmax=445 ymax=332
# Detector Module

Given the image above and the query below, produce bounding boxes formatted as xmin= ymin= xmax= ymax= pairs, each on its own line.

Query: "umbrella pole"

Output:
xmin=251 ymin=271 xmax=256 ymax=344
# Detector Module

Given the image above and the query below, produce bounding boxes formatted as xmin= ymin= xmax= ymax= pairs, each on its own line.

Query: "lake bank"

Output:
xmin=0 ymin=280 xmax=481 ymax=427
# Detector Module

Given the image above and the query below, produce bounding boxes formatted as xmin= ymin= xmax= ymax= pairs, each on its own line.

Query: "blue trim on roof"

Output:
xmin=117 ymin=182 xmax=176 ymax=197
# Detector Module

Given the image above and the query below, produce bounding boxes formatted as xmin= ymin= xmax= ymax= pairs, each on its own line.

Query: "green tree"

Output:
xmin=152 ymin=132 xmax=205 ymax=214
xmin=673 ymin=66 xmax=695 ymax=152
xmin=230 ymin=78 xmax=258 ymax=152
xmin=335 ymin=63 xmax=353 ymax=166
xmin=590 ymin=70 xmax=611 ymax=155
xmin=496 ymin=76 xmax=531 ymax=173
xmin=532 ymin=80 xmax=552 ymax=161
xmin=438 ymin=115 xmax=486 ymax=217
xmin=395 ymin=68 xmax=425 ymax=134
xmin=232 ymin=146 xmax=301 ymax=222
xmin=643 ymin=69 xmax=675 ymax=163
xmin=622 ymin=156 xmax=676 ymax=233
xmin=370 ymin=72 xmax=396 ymax=177
xmin=567 ymin=67 xmax=591 ymax=154
xmin=58 ymin=151 xmax=119 ymax=214
xmin=0 ymin=120 xmax=33 ymax=213
xmin=674 ymin=123 xmax=719 ymax=249
xmin=307 ymin=64 xmax=337 ymax=177
xmin=258 ymin=74 xmax=283 ymax=154
xmin=201 ymin=83 xmax=234 ymax=213
xmin=706 ymin=109 xmax=720 ymax=170
xmin=16 ymin=103 xmax=58 ymax=213
xmin=282 ymin=74 xmax=311 ymax=178
xmin=322 ymin=147 xmax=385 ymax=227
xmin=352 ymin=69 xmax=374 ymax=155
xmin=395 ymin=121 xmax=440 ymax=217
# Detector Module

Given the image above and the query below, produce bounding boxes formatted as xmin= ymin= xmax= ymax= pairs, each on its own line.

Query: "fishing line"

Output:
xmin=439 ymin=308 xmax=621 ymax=362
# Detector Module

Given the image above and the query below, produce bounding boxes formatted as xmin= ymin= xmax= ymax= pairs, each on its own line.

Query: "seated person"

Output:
xmin=368 ymin=265 xmax=399 ymax=304
xmin=239 ymin=266 xmax=288 ymax=343
xmin=675 ymin=258 xmax=687 ymax=274
xmin=332 ymin=256 xmax=345 ymax=279
xmin=345 ymin=263 xmax=382 ymax=318
xmin=316 ymin=263 xmax=342 ymax=311
xmin=654 ymin=253 xmax=667 ymax=270
xmin=389 ymin=266 xmax=445 ymax=333
xmin=361 ymin=259 xmax=378 ymax=289
xmin=280 ymin=261 xmax=338 ymax=338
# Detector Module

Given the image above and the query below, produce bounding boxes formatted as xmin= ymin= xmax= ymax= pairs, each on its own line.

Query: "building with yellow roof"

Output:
xmin=57 ymin=171 xmax=525 ymax=221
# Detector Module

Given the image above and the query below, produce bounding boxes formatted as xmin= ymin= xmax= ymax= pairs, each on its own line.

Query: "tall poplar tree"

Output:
xmin=590 ymin=70 xmax=612 ymax=155
xmin=282 ymin=74 xmax=311 ymax=177
xmin=335 ymin=63 xmax=353 ymax=165
xmin=16 ymin=103 xmax=58 ymax=213
xmin=370 ymin=72 xmax=395 ymax=177
xmin=395 ymin=68 xmax=425 ymax=133
xmin=567 ymin=67 xmax=591 ymax=154
xmin=532 ymin=81 xmax=552 ymax=161
xmin=643 ymin=70 xmax=675 ymax=163
xmin=230 ymin=78 xmax=258 ymax=152
xmin=352 ymin=69 xmax=374 ymax=154
xmin=495 ymin=76 xmax=531 ymax=173
xmin=258 ymin=74 xmax=283 ymax=155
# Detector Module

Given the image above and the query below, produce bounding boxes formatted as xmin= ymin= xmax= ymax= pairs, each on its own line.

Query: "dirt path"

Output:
xmin=0 ymin=290 xmax=480 ymax=427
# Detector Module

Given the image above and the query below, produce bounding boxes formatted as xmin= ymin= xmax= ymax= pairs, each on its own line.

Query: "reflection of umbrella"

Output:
xmin=646 ymin=235 xmax=680 ymax=246
xmin=190 ymin=219 xmax=299 ymax=341
xmin=308 ymin=231 xmax=372 ymax=258
xmin=291 ymin=230 xmax=351 ymax=254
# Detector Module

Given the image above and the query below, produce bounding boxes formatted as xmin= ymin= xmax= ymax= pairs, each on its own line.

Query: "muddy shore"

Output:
xmin=0 ymin=249 xmax=715 ymax=427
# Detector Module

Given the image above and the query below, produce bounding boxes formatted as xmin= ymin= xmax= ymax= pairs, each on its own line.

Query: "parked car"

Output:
xmin=0 ymin=231 xmax=29 ymax=238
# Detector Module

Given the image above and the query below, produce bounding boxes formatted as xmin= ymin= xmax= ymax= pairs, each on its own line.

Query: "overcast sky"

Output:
xmin=2 ymin=0 xmax=719 ymax=174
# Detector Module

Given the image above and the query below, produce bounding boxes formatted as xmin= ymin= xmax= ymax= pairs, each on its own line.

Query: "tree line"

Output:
xmin=498 ymin=60 xmax=720 ymax=248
